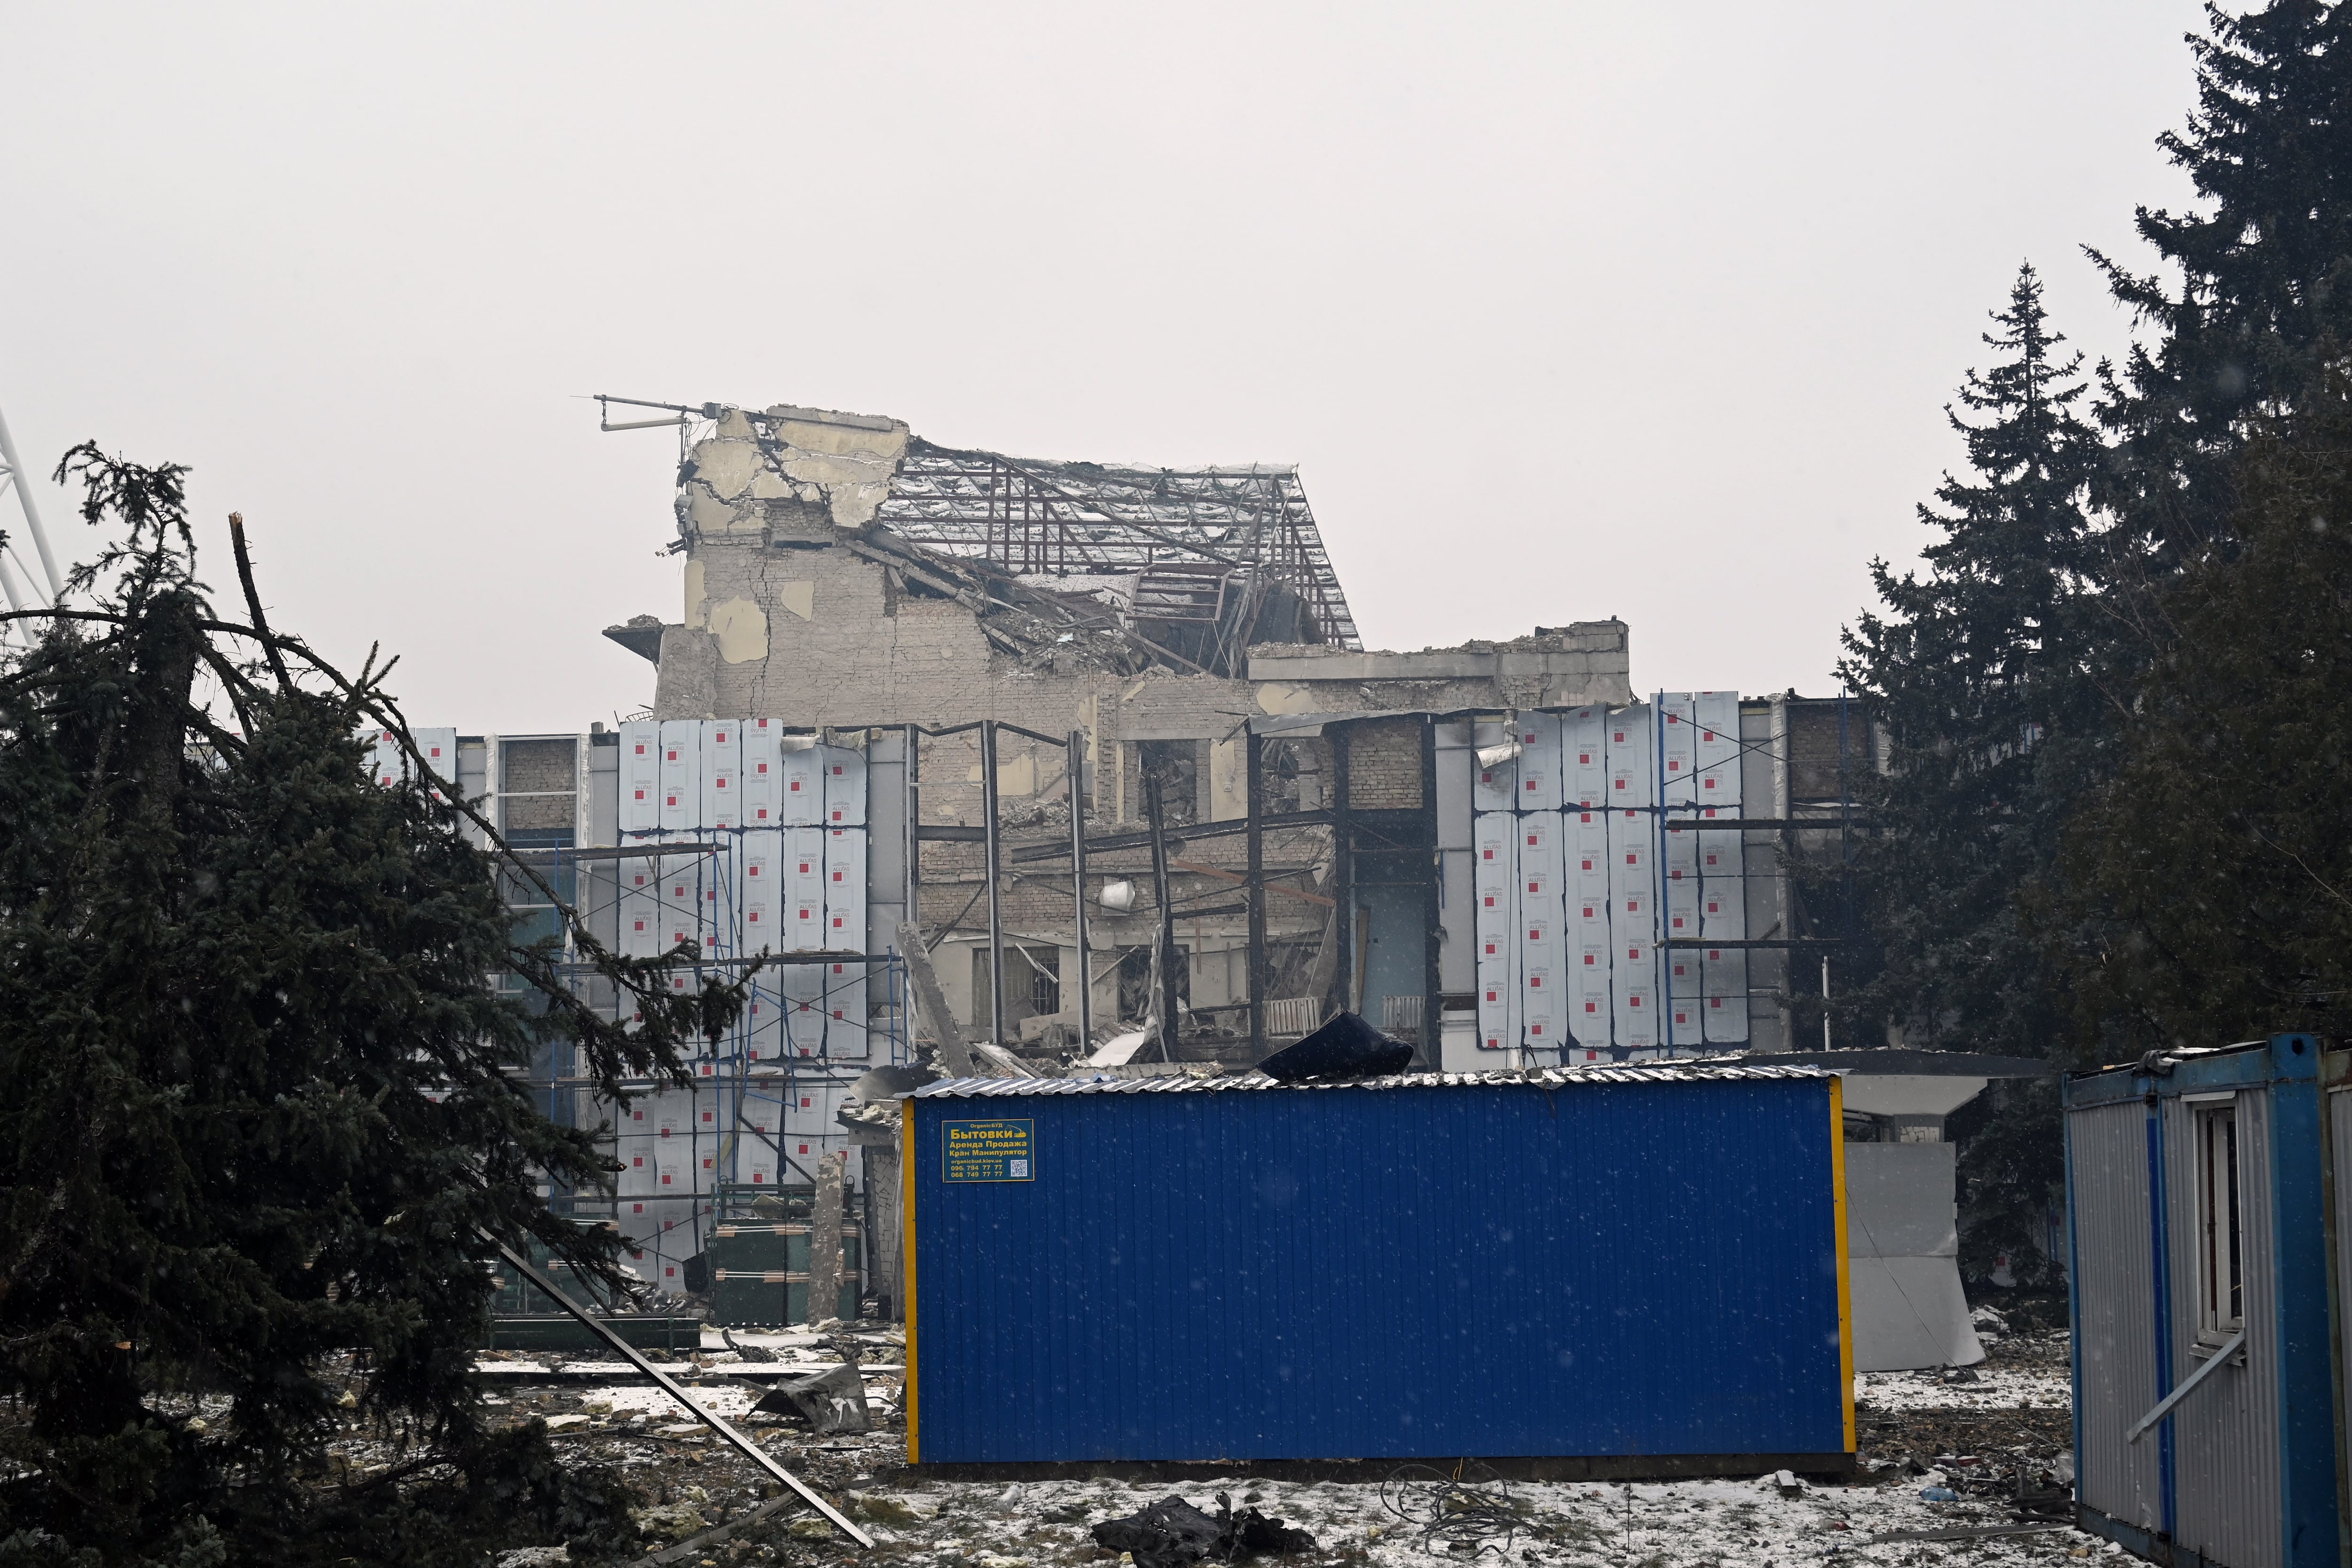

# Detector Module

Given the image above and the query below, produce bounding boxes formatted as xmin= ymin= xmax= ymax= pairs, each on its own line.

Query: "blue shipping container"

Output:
xmin=902 ymin=1066 xmax=1855 ymax=1466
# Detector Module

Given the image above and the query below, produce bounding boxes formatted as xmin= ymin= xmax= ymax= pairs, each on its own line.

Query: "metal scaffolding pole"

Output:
xmin=1246 ymin=730 xmax=1266 ymax=1057
xmin=980 ymin=719 xmax=1005 ymax=1045
xmin=1067 ymin=728 xmax=1092 ymax=1049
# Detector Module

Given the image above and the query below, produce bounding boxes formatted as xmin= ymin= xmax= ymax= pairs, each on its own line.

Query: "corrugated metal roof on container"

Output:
xmin=910 ymin=1063 xmax=1829 ymax=1097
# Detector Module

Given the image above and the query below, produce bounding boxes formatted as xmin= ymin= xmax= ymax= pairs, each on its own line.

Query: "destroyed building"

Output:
xmin=391 ymin=397 xmax=1883 ymax=1306
xmin=598 ymin=401 xmax=1638 ymax=1053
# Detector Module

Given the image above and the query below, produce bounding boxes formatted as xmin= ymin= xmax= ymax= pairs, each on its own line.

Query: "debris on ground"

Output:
xmin=267 ymin=1316 xmax=2095 ymax=1565
xmin=1379 ymin=1464 xmax=1526 ymax=1556
xmin=1258 ymin=1011 xmax=1414 ymax=1081
xmin=750 ymin=1361 xmax=871 ymax=1434
xmin=1090 ymin=1494 xmax=1318 ymax=1567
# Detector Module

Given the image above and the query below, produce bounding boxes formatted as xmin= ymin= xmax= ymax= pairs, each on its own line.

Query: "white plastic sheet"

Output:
xmin=701 ymin=721 xmax=742 ymax=830
xmin=1571 ymin=941 xmax=1612 ymax=1048
xmin=1567 ymin=808 xmax=1610 ymax=898
xmin=1476 ymin=950 xmax=1518 ymax=1051
xmin=741 ymin=719 xmax=782 ymax=826
xmin=820 ymin=744 xmax=866 ymax=827
xmin=779 ymin=740 xmax=822 ymax=826
xmin=1470 ymin=721 xmax=1517 ymax=814
xmin=823 ymin=827 xmax=865 ymax=948
xmin=1658 ymin=692 xmax=1698 ymax=808
xmin=620 ymin=721 xmax=659 ymax=833
xmin=819 ymin=958 xmax=870 ymax=1059
xmin=1514 ymin=712 xmax=1562 ymax=812
xmin=1564 ymin=706 xmax=1607 ymax=808
xmin=1604 ymin=702 xmax=1653 ymax=808
xmin=658 ymin=720 xmax=700 ymax=832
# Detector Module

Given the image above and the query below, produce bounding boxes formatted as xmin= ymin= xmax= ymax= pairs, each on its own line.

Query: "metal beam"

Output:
xmin=980 ymin=720 xmax=1005 ymax=1046
xmin=1068 ymin=729 xmax=1092 ymax=1049
xmin=1246 ymin=730 xmax=1265 ymax=1058
xmin=2129 ymin=1330 xmax=2247 ymax=1441
xmin=485 ymin=1238 xmax=873 ymax=1548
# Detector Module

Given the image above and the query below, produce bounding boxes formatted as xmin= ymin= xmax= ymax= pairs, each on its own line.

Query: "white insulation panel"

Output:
xmin=1514 ymin=712 xmax=1562 ymax=813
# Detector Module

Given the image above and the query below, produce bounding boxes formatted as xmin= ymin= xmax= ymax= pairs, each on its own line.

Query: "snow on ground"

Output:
xmin=1856 ymin=1362 xmax=2069 ymax=1412
xmin=834 ymin=1469 xmax=2100 ymax=1568
xmin=457 ymin=1320 xmax=2090 ymax=1563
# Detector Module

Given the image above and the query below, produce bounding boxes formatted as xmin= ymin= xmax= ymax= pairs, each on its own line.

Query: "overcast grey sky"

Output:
xmin=3 ymin=2 xmax=2206 ymax=732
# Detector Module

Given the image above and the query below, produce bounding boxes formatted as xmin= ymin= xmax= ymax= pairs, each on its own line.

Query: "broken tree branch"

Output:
xmin=226 ymin=512 xmax=294 ymax=695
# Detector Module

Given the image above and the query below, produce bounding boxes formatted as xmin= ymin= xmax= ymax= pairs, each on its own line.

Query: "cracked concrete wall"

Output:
xmin=1250 ymin=620 xmax=1633 ymax=714
xmin=676 ymin=405 xmax=910 ymax=540
xmin=651 ymin=532 xmax=1267 ymax=828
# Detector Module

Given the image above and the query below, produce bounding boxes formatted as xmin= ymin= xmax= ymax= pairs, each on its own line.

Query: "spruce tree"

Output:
xmin=2048 ymin=376 xmax=2352 ymax=1051
xmin=1838 ymin=263 xmax=2106 ymax=1284
xmin=0 ymin=448 xmax=747 ymax=1564
xmin=2092 ymin=0 xmax=2352 ymax=554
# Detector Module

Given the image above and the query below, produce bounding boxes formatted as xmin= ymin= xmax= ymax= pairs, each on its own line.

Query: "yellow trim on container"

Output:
xmin=901 ymin=1095 xmax=919 ymax=1465
xmin=1828 ymin=1074 xmax=1856 ymax=1455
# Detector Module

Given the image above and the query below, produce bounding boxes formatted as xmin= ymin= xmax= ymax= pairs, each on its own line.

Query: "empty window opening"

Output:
xmin=2196 ymin=1103 xmax=2243 ymax=1342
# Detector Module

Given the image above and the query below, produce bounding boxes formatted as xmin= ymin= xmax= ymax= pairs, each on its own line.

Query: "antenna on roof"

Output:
xmin=593 ymin=394 xmax=711 ymax=465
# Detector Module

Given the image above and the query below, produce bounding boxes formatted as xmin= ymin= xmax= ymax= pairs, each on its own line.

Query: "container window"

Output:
xmin=2196 ymin=1103 xmax=2244 ymax=1342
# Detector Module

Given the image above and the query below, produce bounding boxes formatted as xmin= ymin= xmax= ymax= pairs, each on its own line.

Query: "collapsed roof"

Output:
xmin=877 ymin=439 xmax=1361 ymax=657
xmin=601 ymin=398 xmax=1363 ymax=680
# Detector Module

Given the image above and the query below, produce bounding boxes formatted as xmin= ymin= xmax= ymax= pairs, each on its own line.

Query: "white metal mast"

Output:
xmin=0 ymin=406 xmax=64 ymax=647
xmin=0 ymin=406 xmax=63 ymax=599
